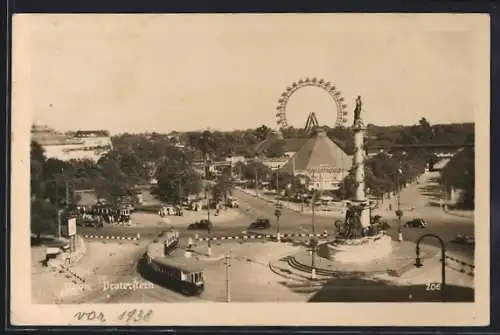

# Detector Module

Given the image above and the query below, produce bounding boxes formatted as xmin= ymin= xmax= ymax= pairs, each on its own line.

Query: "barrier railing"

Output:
xmin=83 ymin=233 xmax=140 ymax=241
xmin=193 ymin=232 xmax=329 ymax=242
xmin=445 ymin=254 xmax=475 ymax=277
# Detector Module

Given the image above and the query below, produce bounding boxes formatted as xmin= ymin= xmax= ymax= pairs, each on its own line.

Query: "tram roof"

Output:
xmin=147 ymin=243 xmax=204 ymax=273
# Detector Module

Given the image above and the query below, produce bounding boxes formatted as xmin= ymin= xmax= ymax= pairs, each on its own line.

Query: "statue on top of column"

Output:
xmin=353 ymin=96 xmax=364 ymax=128
xmin=354 ymin=96 xmax=362 ymax=121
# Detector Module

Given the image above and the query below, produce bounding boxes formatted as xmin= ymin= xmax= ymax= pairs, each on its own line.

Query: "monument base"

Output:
xmin=327 ymin=234 xmax=393 ymax=264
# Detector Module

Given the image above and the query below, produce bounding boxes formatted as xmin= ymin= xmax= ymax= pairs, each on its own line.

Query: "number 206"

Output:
xmin=425 ymin=283 xmax=441 ymax=291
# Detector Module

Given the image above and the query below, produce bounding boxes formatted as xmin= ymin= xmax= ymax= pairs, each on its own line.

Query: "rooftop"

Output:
xmin=147 ymin=242 xmax=205 ymax=273
xmin=280 ymin=128 xmax=352 ymax=173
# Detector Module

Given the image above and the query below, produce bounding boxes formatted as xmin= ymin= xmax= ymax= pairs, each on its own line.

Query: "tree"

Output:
xmin=31 ymin=141 xmax=46 ymax=199
xmin=266 ymin=140 xmax=285 ymax=158
xmin=152 ymin=157 xmax=203 ymax=204
xmin=212 ymin=171 xmax=233 ymax=202
xmin=31 ymin=198 xmax=57 ymax=239
xmin=239 ymin=161 xmax=272 ymax=185
xmin=440 ymin=148 xmax=474 ymax=209
xmin=274 ymin=171 xmax=307 ymax=196
xmin=94 ymin=154 xmax=135 ymax=203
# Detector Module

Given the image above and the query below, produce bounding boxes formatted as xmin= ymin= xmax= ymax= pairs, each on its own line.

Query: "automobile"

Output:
xmin=159 ymin=206 xmax=176 ymax=217
xmin=404 ymin=218 xmax=427 ymax=228
xmin=455 ymin=234 xmax=475 ymax=246
xmin=188 ymin=219 xmax=213 ymax=230
xmin=249 ymin=218 xmax=271 ymax=229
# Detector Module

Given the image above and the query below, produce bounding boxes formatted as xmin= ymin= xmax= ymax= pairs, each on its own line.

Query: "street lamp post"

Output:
xmin=396 ymin=152 xmax=406 ymax=242
xmin=310 ymin=237 xmax=318 ymax=280
xmin=275 ymin=166 xmax=280 ymax=204
xmin=442 ymin=177 xmax=448 ymax=212
xmin=396 ymin=174 xmax=403 ymax=241
xmin=54 ymin=169 xmax=71 ymax=241
xmin=415 ymin=234 xmax=447 ymax=301
xmin=54 ymin=177 xmax=61 ymax=239
xmin=225 ymin=251 xmax=231 ymax=302
xmin=311 ymin=189 xmax=316 ymax=235
xmin=275 ymin=209 xmax=282 ymax=242
xmin=205 ymin=186 xmax=212 ymax=256
xmin=275 ymin=166 xmax=282 ymax=241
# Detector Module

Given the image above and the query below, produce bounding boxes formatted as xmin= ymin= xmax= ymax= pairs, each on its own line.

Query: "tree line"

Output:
xmin=30 ymin=118 xmax=474 ymax=238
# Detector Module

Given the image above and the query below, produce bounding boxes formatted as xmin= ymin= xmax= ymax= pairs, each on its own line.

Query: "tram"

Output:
xmin=143 ymin=250 xmax=205 ymax=296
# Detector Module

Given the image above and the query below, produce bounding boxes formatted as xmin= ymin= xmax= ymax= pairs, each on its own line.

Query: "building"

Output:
xmin=224 ymin=156 xmax=246 ymax=165
xmin=279 ymin=128 xmax=352 ymax=191
xmin=31 ymin=124 xmax=113 ymax=162
xmin=259 ymin=157 xmax=290 ymax=170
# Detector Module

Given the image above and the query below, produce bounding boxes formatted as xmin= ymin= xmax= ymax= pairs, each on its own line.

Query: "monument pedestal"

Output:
xmin=349 ymin=200 xmax=371 ymax=229
xmin=327 ymin=234 xmax=393 ymax=264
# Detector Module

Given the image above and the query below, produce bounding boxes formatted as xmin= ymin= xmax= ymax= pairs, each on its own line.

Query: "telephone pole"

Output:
xmin=275 ymin=166 xmax=279 ymax=200
xmin=255 ymin=169 xmax=259 ymax=196
xmin=311 ymin=170 xmax=316 ymax=235
xmin=225 ymin=252 xmax=231 ymax=303
xmin=65 ymin=179 xmax=70 ymax=206
xmin=57 ymin=208 xmax=62 ymax=239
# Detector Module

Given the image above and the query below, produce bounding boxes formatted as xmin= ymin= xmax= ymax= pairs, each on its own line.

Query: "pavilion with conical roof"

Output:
xmin=280 ymin=128 xmax=352 ymax=191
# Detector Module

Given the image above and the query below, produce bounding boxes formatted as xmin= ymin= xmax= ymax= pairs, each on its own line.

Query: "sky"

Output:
xmin=15 ymin=14 xmax=487 ymax=134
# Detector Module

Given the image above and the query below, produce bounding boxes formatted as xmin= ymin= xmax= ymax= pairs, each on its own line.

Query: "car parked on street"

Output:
xmin=226 ymin=198 xmax=239 ymax=208
xmin=455 ymin=234 xmax=475 ymax=246
xmin=404 ymin=218 xmax=427 ymax=228
xmin=249 ymin=218 xmax=271 ymax=229
xmin=159 ymin=206 xmax=176 ymax=217
xmin=188 ymin=219 xmax=213 ymax=230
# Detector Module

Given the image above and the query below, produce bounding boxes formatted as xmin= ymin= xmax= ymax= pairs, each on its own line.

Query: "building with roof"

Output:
xmin=279 ymin=128 xmax=352 ymax=191
xmin=31 ymin=124 xmax=113 ymax=162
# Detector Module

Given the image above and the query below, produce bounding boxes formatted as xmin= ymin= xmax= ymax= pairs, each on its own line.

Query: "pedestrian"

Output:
xmin=389 ymin=203 xmax=392 ymax=212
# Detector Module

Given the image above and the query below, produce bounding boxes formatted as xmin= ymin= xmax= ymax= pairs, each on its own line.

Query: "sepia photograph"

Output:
xmin=11 ymin=13 xmax=489 ymax=326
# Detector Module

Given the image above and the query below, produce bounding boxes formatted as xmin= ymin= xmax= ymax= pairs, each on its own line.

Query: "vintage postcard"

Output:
xmin=11 ymin=13 xmax=490 ymax=326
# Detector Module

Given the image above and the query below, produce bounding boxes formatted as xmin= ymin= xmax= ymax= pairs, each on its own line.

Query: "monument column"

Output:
xmin=351 ymin=96 xmax=370 ymax=229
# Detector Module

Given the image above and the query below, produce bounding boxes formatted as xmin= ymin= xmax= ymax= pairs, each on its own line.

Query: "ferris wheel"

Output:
xmin=275 ymin=77 xmax=350 ymax=131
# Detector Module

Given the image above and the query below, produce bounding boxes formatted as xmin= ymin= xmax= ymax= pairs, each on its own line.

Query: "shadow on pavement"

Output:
xmin=300 ymin=277 xmax=474 ymax=302
xmin=31 ymin=236 xmax=57 ymax=246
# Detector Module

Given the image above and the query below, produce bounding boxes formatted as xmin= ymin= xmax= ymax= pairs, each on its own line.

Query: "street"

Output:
xmin=78 ymin=184 xmax=474 ymax=260
xmin=42 ymin=172 xmax=475 ymax=304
